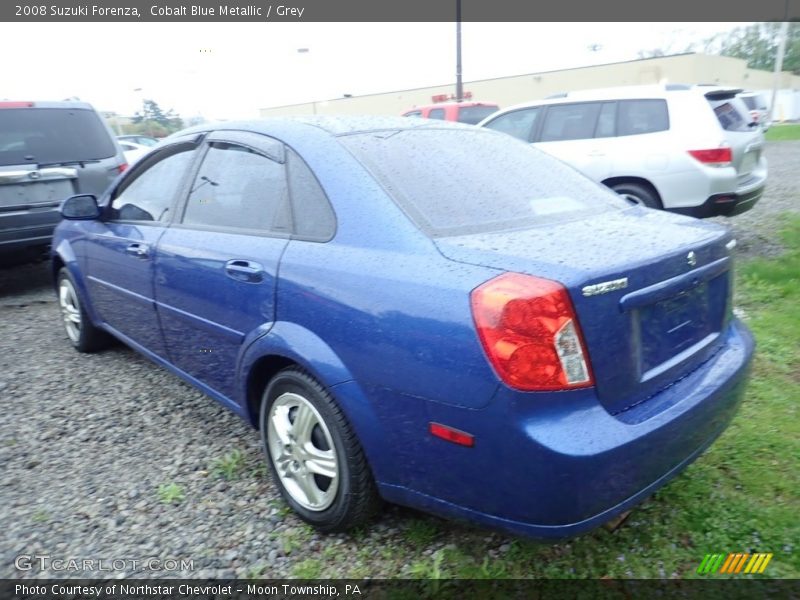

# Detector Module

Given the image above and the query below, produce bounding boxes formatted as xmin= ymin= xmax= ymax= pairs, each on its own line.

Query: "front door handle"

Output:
xmin=225 ymin=259 xmax=265 ymax=283
xmin=125 ymin=243 xmax=149 ymax=258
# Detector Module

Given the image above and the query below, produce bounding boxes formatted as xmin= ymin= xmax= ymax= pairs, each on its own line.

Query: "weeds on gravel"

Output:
xmin=212 ymin=449 xmax=245 ymax=480
xmin=405 ymin=518 xmax=440 ymax=547
xmin=291 ymin=558 xmax=323 ymax=578
xmin=157 ymin=482 xmax=185 ymax=505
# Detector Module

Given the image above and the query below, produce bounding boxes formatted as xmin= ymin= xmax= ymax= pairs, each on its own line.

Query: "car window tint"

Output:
xmin=617 ymin=99 xmax=669 ymax=136
xmin=183 ymin=142 xmax=290 ymax=233
xmin=457 ymin=106 xmax=499 ymax=125
xmin=109 ymin=148 xmax=195 ymax=222
xmin=595 ymin=102 xmax=617 ymax=138
xmin=482 ymin=108 xmax=540 ymax=142
xmin=287 ymin=149 xmax=336 ymax=241
xmin=540 ymin=103 xmax=601 ymax=142
xmin=708 ymin=97 xmax=755 ymax=132
xmin=428 ymin=108 xmax=446 ymax=120
xmin=0 ymin=108 xmax=116 ymax=166
xmin=341 ymin=128 xmax=624 ymax=237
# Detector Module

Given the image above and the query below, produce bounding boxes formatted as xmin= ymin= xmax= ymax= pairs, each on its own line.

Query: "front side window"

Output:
xmin=540 ymin=103 xmax=602 ymax=142
xmin=182 ymin=142 xmax=291 ymax=233
xmin=482 ymin=108 xmax=541 ymax=142
xmin=427 ymin=108 xmax=446 ymax=120
xmin=109 ymin=148 xmax=195 ymax=222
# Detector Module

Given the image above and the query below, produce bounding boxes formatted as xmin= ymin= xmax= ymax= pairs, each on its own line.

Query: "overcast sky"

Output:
xmin=1 ymin=22 xmax=748 ymax=120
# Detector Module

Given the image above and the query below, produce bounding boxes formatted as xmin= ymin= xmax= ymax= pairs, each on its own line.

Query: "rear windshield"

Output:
xmin=707 ymin=97 xmax=756 ymax=133
xmin=456 ymin=105 xmax=499 ymax=125
xmin=0 ymin=107 xmax=117 ymax=166
xmin=339 ymin=128 xmax=624 ymax=237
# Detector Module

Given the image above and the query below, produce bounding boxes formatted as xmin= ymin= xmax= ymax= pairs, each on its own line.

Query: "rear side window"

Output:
xmin=482 ymin=108 xmax=541 ymax=142
xmin=287 ymin=149 xmax=336 ymax=241
xmin=340 ymin=128 xmax=624 ymax=237
xmin=540 ymin=103 xmax=601 ymax=142
xmin=707 ymin=97 xmax=755 ymax=132
xmin=427 ymin=108 xmax=446 ymax=120
xmin=617 ymin=99 xmax=669 ymax=136
xmin=0 ymin=108 xmax=117 ymax=166
xmin=456 ymin=105 xmax=499 ymax=125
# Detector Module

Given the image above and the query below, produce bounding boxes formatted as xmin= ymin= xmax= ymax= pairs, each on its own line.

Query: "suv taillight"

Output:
xmin=470 ymin=273 xmax=594 ymax=391
xmin=688 ymin=147 xmax=732 ymax=167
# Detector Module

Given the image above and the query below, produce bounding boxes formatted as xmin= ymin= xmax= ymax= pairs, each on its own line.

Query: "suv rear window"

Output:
xmin=707 ymin=97 xmax=755 ymax=133
xmin=340 ymin=128 xmax=623 ymax=237
xmin=0 ymin=108 xmax=117 ymax=166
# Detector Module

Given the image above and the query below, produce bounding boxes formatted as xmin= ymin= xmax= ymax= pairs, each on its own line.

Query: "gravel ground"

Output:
xmin=1 ymin=141 xmax=798 ymax=580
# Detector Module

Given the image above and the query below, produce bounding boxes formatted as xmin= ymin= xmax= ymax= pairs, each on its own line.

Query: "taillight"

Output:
xmin=118 ymin=163 xmax=129 ymax=174
xmin=470 ymin=272 xmax=594 ymax=391
xmin=688 ymin=147 xmax=732 ymax=167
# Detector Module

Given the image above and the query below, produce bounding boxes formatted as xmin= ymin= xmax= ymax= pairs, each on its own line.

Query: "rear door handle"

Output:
xmin=225 ymin=259 xmax=265 ymax=283
xmin=125 ymin=243 xmax=149 ymax=258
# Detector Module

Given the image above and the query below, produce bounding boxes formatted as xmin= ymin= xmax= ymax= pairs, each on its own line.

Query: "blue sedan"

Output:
xmin=52 ymin=117 xmax=754 ymax=538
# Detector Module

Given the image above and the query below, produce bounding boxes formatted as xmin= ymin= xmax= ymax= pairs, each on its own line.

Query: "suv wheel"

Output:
xmin=611 ymin=182 xmax=662 ymax=209
xmin=260 ymin=368 xmax=380 ymax=532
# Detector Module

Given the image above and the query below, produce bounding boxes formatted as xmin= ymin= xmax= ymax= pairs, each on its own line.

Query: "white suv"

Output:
xmin=478 ymin=84 xmax=767 ymax=217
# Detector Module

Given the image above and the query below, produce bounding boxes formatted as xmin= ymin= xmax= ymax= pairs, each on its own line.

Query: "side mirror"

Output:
xmin=61 ymin=194 xmax=101 ymax=220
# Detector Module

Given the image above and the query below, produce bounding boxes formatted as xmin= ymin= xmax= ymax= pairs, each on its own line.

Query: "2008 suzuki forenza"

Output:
xmin=52 ymin=117 xmax=754 ymax=538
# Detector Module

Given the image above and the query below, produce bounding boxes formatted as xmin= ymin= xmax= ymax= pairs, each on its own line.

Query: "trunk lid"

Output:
xmin=0 ymin=165 xmax=78 ymax=211
xmin=436 ymin=208 xmax=734 ymax=415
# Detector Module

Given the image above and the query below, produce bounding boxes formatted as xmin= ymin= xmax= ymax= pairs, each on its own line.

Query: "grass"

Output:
xmin=765 ymin=123 xmax=800 ymax=142
xmin=300 ymin=216 xmax=800 ymax=579
xmin=157 ymin=482 xmax=185 ymax=505
xmin=211 ymin=449 xmax=245 ymax=480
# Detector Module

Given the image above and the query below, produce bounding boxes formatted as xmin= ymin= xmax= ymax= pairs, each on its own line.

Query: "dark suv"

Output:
xmin=0 ymin=101 xmax=127 ymax=262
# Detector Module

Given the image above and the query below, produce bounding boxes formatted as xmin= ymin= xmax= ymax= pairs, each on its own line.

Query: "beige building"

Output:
xmin=259 ymin=53 xmax=800 ymax=121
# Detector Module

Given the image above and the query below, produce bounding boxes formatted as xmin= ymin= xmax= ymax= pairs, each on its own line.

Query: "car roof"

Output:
xmin=172 ymin=115 xmax=479 ymax=140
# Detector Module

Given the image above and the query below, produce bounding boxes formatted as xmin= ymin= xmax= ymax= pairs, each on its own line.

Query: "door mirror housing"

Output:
xmin=61 ymin=194 xmax=101 ymax=220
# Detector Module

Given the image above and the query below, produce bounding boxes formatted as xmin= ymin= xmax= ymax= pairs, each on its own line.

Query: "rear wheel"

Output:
xmin=610 ymin=182 xmax=662 ymax=209
xmin=57 ymin=268 xmax=111 ymax=352
xmin=260 ymin=368 xmax=380 ymax=532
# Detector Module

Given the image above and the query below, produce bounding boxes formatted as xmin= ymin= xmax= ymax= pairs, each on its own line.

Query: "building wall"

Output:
xmin=259 ymin=53 xmax=800 ymax=120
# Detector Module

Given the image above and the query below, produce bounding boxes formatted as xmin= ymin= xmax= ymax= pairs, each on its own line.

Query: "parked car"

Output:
xmin=737 ymin=91 xmax=771 ymax=131
xmin=117 ymin=134 xmax=160 ymax=147
xmin=52 ymin=117 xmax=754 ymax=538
xmin=478 ymin=84 xmax=767 ymax=218
xmin=118 ymin=140 xmax=152 ymax=165
xmin=402 ymin=101 xmax=500 ymax=124
xmin=0 ymin=101 xmax=126 ymax=263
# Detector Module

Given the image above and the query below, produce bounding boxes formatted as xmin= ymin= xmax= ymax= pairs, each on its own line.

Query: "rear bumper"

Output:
xmin=0 ymin=209 xmax=59 ymax=254
xmin=378 ymin=319 xmax=755 ymax=539
xmin=671 ymin=186 xmax=764 ymax=218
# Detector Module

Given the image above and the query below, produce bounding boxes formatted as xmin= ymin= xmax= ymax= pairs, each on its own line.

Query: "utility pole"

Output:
xmin=769 ymin=21 xmax=790 ymax=124
xmin=455 ymin=0 xmax=463 ymax=102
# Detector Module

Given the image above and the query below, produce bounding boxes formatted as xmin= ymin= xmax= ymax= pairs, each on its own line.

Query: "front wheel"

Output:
xmin=260 ymin=368 xmax=380 ymax=532
xmin=57 ymin=268 xmax=111 ymax=353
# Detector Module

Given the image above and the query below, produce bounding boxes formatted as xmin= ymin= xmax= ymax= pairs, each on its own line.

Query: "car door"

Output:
xmin=153 ymin=131 xmax=291 ymax=401
xmin=81 ymin=137 xmax=201 ymax=357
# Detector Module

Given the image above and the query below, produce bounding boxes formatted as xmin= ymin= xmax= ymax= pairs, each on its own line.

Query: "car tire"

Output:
xmin=260 ymin=367 xmax=381 ymax=532
xmin=57 ymin=268 xmax=111 ymax=353
xmin=610 ymin=182 xmax=662 ymax=209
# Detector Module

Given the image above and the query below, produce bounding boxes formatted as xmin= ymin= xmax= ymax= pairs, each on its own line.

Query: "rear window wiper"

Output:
xmin=36 ymin=159 xmax=101 ymax=168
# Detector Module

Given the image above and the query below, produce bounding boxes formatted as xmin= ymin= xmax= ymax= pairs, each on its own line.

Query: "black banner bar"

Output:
xmin=1 ymin=0 xmax=798 ymax=22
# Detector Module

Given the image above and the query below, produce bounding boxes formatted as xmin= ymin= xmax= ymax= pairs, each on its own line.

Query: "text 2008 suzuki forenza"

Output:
xmin=52 ymin=117 xmax=754 ymax=538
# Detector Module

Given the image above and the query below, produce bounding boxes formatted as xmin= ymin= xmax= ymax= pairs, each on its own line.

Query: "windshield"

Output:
xmin=340 ymin=128 xmax=625 ymax=237
xmin=0 ymin=108 xmax=117 ymax=166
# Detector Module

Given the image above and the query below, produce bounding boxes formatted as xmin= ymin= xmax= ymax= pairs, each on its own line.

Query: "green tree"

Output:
xmin=131 ymin=99 xmax=184 ymax=136
xmin=708 ymin=22 xmax=800 ymax=74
